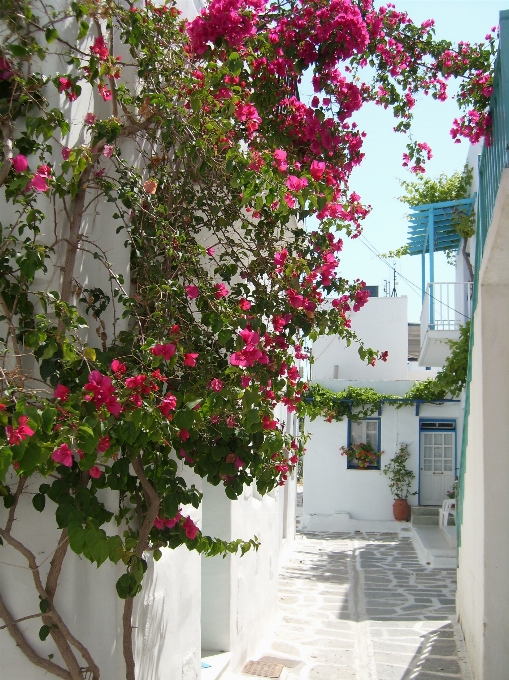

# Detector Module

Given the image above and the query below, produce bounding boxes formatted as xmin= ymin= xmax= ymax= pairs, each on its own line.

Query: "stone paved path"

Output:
xmin=265 ymin=532 xmax=472 ymax=680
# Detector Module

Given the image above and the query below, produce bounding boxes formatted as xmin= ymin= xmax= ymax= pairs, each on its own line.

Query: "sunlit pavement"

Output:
xmin=262 ymin=532 xmax=472 ymax=680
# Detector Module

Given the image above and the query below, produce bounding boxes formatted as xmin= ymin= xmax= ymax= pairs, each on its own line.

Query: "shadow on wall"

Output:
xmin=132 ymin=555 xmax=168 ymax=680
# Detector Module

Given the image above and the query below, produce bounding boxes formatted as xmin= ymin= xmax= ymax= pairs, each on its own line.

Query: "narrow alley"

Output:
xmin=243 ymin=531 xmax=471 ymax=680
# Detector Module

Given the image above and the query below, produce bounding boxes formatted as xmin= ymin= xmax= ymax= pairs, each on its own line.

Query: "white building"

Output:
xmin=303 ymin=294 xmax=463 ymax=532
xmin=455 ymin=10 xmax=509 ymax=679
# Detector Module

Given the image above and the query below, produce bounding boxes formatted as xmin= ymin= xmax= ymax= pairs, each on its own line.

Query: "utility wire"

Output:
xmin=358 ymin=234 xmax=471 ymax=320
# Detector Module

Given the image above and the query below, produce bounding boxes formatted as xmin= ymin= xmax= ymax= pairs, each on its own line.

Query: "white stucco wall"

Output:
xmin=201 ymin=468 xmax=297 ymax=673
xmin=303 ymin=383 xmax=462 ymax=528
xmin=457 ymin=170 xmax=509 ymax=680
xmin=0 ymin=466 xmax=203 ymax=680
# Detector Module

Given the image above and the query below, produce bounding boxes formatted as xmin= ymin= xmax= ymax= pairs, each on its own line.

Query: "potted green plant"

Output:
xmin=340 ymin=441 xmax=383 ymax=469
xmin=383 ymin=444 xmax=417 ymax=520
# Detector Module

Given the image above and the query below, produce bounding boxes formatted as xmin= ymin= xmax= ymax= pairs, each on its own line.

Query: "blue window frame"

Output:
xmin=347 ymin=418 xmax=381 ymax=470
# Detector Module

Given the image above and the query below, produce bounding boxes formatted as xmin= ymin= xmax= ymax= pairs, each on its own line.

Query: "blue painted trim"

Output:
xmin=346 ymin=416 xmax=381 ymax=470
xmin=418 ymin=418 xmax=457 ymax=505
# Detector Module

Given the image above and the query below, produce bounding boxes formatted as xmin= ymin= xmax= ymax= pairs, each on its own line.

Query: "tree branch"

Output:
xmin=0 ymin=592 xmax=72 ymax=680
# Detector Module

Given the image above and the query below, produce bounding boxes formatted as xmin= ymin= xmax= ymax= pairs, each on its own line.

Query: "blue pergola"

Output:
xmin=406 ymin=196 xmax=477 ymax=300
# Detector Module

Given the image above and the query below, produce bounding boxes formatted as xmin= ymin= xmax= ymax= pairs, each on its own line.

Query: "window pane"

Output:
xmin=424 ymin=433 xmax=432 ymax=445
xmin=444 ymin=447 xmax=453 ymax=458
xmin=423 ymin=446 xmax=433 ymax=458
xmin=434 ymin=460 xmax=442 ymax=471
xmin=424 ymin=460 xmax=433 ymax=471
xmin=366 ymin=422 xmax=377 ymax=433
xmin=366 ymin=431 xmax=378 ymax=448
xmin=350 ymin=421 xmax=363 ymax=444
xmin=444 ymin=433 xmax=453 ymax=445
xmin=434 ymin=433 xmax=443 ymax=445
xmin=434 ymin=449 xmax=443 ymax=458
xmin=444 ymin=460 xmax=453 ymax=471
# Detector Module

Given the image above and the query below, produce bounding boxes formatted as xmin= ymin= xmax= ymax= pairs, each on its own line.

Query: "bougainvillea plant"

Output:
xmin=0 ymin=0 xmax=497 ymax=677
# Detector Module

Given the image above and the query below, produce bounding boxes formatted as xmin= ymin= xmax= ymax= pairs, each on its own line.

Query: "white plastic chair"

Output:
xmin=440 ymin=498 xmax=456 ymax=527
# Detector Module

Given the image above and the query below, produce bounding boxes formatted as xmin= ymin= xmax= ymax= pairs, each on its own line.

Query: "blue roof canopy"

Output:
xmin=406 ymin=196 xmax=476 ymax=300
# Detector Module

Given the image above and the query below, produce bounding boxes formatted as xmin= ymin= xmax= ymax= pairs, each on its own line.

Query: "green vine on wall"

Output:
xmin=306 ymin=325 xmax=470 ymax=421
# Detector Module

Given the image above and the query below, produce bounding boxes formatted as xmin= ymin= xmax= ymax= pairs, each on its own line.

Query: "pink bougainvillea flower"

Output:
xmin=61 ymin=147 xmax=71 ymax=160
xmin=273 ymin=149 xmax=288 ymax=172
xmin=262 ymin=415 xmax=278 ymax=430
xmin=90 ymin=36 xmax=109 ymax=61
xmin=150 ymin=343 xmax=176 ymax=360
xmin=111 ymin=359 xmax=127 ymax=375
xmin=103 ymin=145 xmax=114 ymax=158
xmin=240 ymin=376 xmax=251 ymax=388
xmin=310 ymin=161 xmax=326 ymax=180
xmin=5 ymin=416 xmax=35 ymax=446
xmin=235 ymin=457 xmax=244 ymax=469
xmin=239 ymin=298 xmax=251 ymax=311
xmin=185 ymin=285 xmax=200 ymax=299
xmin=84 ymin=113 xmax=97 ymax=125
xmin=183 ymin=516 xmax=198 ymax=540
xmin=184 ymin=353 xmax=199 ymax=367
xmin=159 ymin=394 xmax=177 ymax=416
xmin=209 ymin=378 xmax=223 ymax=392
xmin=51 ymin=443 xmax=73 ymax=467
xmin=165 ymin=510 xmax=182 ymax=529
xmin=286 ymin=175 xmax=308 ymax=192
xmin=30 ymin=174 xmax=49 ymax=192
xmin=210 ymin=415 xmax=220 ymax=424
xmin=143 ymin=179 xmax=158 ymax=194
xmin=89 ymin=465 xmax=102 ymax=479
xmin=98 ymin=84 xmax=112 ymax=101
xmin=97 ymin=436 xmax=110 ymax=453
xmin=54 ymin=383 xmax=70 ymax=401
xmin=274 ymin=249 xmax=288 ymax=268
xmin=179 ymin=429 xmax=190 ymax=441
xmin=153 ymin=516 xmax=165 ymax=530
xmin=206 ymin=246 xmax=215 ymax=256
xmin=37 ymin=165 xmax=52 ymax=178
xmin=283 ymin=193 xmax=296 ymax=209
xmin=11 ymin=155 xmax=28 ymax=173
xmin=214 ymin=283 xmax=229 ymax=299
xmin=125 ymin=374 xmax=147 ymax=389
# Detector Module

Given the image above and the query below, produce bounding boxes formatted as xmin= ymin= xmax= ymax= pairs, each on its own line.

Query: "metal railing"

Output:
xmin=477 ymin=10 xmax=509 ymax=258
xmin=420 ymin=282 xmax=473 ymax=346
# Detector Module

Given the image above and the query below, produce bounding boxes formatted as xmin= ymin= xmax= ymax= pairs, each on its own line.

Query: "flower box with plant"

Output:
xmin=340 ymin=441 xmax=383 ymax=469
xmin=383 ymin=444 xmax=417 ymax=520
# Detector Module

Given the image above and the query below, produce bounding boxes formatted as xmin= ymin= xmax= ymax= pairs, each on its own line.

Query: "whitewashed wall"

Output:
xmin=312 ymin=296 xmax=437 ymax=382
xmin=303 ymin=382 xmax=462 ymax=530
xmin=457 ymin=170 xmax=509 ymax=680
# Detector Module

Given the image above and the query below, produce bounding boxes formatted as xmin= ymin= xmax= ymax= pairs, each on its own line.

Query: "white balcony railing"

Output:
xmin=420 ymin=282 xmax=473 ymax=348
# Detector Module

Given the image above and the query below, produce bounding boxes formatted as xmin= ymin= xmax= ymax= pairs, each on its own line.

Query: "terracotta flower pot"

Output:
xmin=393 ymin=498 xmax=410 ymax=521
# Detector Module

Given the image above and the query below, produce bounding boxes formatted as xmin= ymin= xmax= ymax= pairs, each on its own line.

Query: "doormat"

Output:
xmin=242 ymin=660 xmax=284 ymax=678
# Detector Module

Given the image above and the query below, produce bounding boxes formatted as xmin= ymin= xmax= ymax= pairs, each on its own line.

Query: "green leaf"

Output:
xmin=153 ymin=548 xmax=162 ymax=561
xmin=32 ymin=494 xmax=46 ymax=512
xmin=174 ymin=410 xmax=195 ymax=430
xmin=108 ymin=535 xmax=124 ymax=564
xmin=39 ymin=598 xmax=49 ymax=613
xmin=45 ymin=27 xmax=59 ymax=43
xmin=68 ymin=523 xmax=86 ymax=554
xmin=116 ymin=573 xmax=139 ymax=599
xmin=0 ymin=447 xmax=13 ymax=482
xmin=41 ymin=407 xmax=57 ymax=434
xmin=77 ymin=20 xmax=89 ymax=40
xmin=86 ymin=528 xmax=109 ymax=566
xmin=39 ymin=625 xmax=51 ymax=641
xmin=163 ymin=493 xmax=178 ymax=519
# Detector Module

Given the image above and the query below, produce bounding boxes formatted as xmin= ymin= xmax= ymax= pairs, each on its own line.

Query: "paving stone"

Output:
xmin=255 ymin=531 xmax=469 ymax=680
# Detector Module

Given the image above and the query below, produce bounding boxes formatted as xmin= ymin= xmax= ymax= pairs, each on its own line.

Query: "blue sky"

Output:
xmin=302 ymin=1 xmax=508 ymax=321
